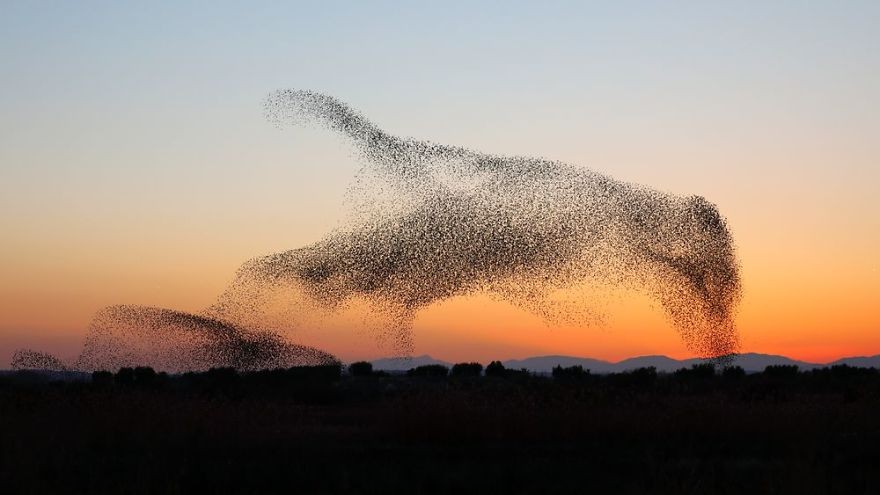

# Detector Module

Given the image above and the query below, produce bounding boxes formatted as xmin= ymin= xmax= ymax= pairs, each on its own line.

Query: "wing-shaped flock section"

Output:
xmin=14 ymin=90 xmax=741 ymax=372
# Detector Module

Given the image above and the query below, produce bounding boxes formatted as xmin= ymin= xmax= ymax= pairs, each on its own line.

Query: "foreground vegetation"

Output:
xmin=1 ymin=362 xmax=878 ymax=494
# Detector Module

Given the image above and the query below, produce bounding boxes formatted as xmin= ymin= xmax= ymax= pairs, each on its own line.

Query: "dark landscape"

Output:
xmin=2 ymin=358 xmax=879 ymax=494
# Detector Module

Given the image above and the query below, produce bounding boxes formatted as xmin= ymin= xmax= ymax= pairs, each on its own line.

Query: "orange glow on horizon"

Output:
xmin=2 ymin=214 xmax=878 ymax=368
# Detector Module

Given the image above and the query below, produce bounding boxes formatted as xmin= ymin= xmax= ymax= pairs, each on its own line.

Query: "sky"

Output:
xmin=1 ymin=1 xmax=878 ymax=366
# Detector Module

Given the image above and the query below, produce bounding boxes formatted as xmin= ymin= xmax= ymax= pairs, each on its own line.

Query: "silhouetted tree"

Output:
xmin=609 ymin=367 xmax=656 ymax=388
xmin=348 ymin=361 xmax=373 ymax=377
xmin=407 ymin=364 xmax=449 ymax=378
xmin=628 ymin=366 xmax=658 ymax=386
xmin=763 ymin=365 xmax=799 ymax=378
xmin=674 ymin=363 xmax=716 ymax=381
xmin=115 ymin=367 xmax=135 ymax=387
xmin=110 ymin=367 xmax=165 ymax=389
xmin=485 ymin=360 xmax=506 ymax=377
xmin=451 ymin=362 xmax=483 ymax=377
xmin=134 ymin=366 xmax=158 ymax=387
xmin=508 ymin=368 xmax=532 ymax=380
xmin=552 ymin=365 xmax=590 ymax=381
xmin=722 ymin=365 xmax=746 ymax=380
xmin=287 ymin=363 xmax=342 ymax=382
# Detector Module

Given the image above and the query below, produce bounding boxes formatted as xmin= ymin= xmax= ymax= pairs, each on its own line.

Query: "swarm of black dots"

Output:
xmin=14 ymin=306 xmax=336 ymax=373
xmin=212 ymin=90 xmax=741 ymax=357
xmin=14 ymin=89 xmax=741 ymax=372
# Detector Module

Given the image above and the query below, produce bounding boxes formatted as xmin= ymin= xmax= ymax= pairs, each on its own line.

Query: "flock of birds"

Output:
xmin=14 ymin=90 xmax=741 ymax=372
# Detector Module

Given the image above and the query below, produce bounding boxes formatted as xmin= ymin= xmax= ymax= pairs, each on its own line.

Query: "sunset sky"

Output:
xmin=1 ymin=2 xmax=878 ymax=367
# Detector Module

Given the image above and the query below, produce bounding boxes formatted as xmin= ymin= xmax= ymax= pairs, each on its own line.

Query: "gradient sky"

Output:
xmin=1 ymin=1 xmax=878 ymax=366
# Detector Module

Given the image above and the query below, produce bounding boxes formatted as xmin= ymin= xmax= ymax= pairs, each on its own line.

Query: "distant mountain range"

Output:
xmin=4 ymin=353 xmax=878 ymax=377
xmin=369 ymin=355 xmax=452 ymax=371
xmin=370 ymin=353 xmax=880 ymax=373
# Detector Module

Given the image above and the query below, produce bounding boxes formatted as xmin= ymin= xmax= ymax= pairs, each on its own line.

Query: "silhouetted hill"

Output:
xmin=369 ymin=353 xmax=879 ymax=373
xmin=502 ymin=355 xmax=615 ymax=373
xmin=726 ymin=353 xmax=822 ymax=372
xmin=5 ymin=354 xmax=878 ymax=378
xmin=615 ymin=355 xmax=701 ymax=372
xmin=830 ymin=355 xmax=880 ymax=368
xmin=369 ymin=355 xmax=451 ymax=372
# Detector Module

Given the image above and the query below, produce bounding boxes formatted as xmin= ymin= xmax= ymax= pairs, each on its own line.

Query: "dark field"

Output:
xmin=1 ymin=363 xmax=878 ymax=494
